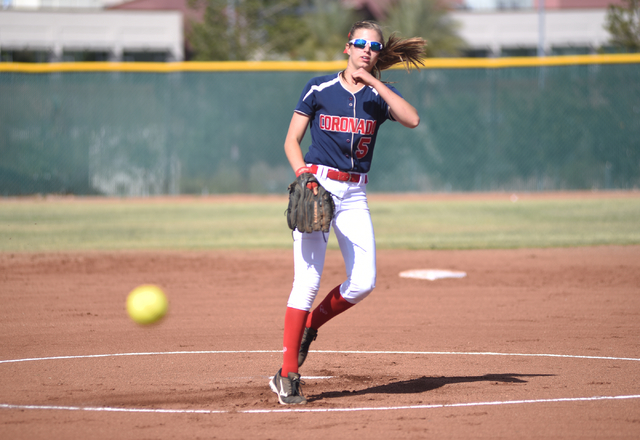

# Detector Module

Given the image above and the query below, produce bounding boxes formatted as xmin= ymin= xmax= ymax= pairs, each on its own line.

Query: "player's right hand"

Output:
xmin=351 ymin=68 xmax=377 ymax=87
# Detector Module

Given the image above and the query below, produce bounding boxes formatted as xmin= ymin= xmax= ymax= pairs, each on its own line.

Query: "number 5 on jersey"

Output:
xmin=355 ymin=136 xmax=371 ymax=159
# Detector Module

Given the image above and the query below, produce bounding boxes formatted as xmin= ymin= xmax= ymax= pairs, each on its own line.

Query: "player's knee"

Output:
xmin=287 ymin=285 xmax=319 ymax=311
xmin=341 ymin=276 xmax=376 ymax=304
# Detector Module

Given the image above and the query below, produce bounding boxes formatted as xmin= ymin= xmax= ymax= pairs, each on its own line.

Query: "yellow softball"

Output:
xmin=126 ymin=285 xmax=168 ymax=325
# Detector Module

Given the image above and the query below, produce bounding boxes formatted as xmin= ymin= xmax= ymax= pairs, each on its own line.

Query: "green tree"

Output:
xmin=187 ymin=0 xmax=466 ymax=61
xmin=605 ymin=0 xmax=640 ymax=52
xmin=188 ymin=0 xmax=308 ymax=60
xmin=382 ymin=0 xmax=466 ymax=57
xmin=290 ymin=0 xmax=357 ymax=61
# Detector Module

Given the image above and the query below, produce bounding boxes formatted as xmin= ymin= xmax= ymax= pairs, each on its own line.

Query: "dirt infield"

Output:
xmin=1 ymin=246 xmax=639 ymax=439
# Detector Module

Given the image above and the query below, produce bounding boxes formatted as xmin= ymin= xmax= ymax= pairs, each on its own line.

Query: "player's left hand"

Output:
xmin=286 ymin=174 xmax=334 ymax=233
xmin=296 ymin=167 xmax=319 ymax=195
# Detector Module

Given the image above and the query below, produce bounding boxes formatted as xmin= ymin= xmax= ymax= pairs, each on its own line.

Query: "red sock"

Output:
xmin=281 ymin=307 xmax=309 ymax=377
xmin=306 ymin=284 xmax=355 ymax=330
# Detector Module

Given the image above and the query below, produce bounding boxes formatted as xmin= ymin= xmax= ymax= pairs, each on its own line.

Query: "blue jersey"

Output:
xmin=294 ymin=72 xmax=401 ymax=174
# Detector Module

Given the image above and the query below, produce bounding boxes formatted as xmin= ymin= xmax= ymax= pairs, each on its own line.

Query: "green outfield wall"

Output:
xmin=1 ymin=55 xmax=639 ymax=196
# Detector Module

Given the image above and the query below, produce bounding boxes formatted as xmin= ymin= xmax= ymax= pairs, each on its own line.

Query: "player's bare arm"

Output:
xmin=284 ymin=112 xmax=311 ymax=173
xmin=350 ymin=68 xmax=420 ymax=129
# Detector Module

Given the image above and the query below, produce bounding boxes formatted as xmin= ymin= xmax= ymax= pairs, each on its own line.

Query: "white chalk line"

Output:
xmin=1 ymin=395 xmax=639 ymax=415
xmin=2 ymin=350 xmax=639 ymax=415
xmin=1 ymin=350 xmax=639 ymax=364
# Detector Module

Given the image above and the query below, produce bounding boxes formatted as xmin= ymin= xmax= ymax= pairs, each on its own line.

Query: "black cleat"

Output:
xmin=269 ymin=369 xmax=307 ymax=405
xmin=298 ymin=327 xmax=318 ymax=367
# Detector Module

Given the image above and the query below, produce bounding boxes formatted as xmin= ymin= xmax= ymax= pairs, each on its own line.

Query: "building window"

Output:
xmin=61 ymin=51 xmax=110 ymax=62
xmin=462 ymin=48 xmax=493 ymax=57
xmin=501 ymin=47 xmax=537 ymax=57
xmin=550 ymin=46 xmax=592 ymax=56
xmin=0 ymin=50 xmax=50 ymax=63
xmin=122 ymin=51 xmax=169 ymax=62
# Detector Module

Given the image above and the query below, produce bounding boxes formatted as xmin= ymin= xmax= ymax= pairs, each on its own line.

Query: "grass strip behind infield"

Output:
xmin=0 ymin=193 xmax=639 ymax=252
xmin=371 ymin=195 xmax=640 ymax=250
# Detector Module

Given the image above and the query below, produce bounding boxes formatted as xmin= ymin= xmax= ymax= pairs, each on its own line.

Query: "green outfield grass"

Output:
xmin=1 ymin=194 xmax=639 ymax=252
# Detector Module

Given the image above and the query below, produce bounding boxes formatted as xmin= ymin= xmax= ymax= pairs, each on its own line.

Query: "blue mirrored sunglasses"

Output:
xmin=349 ymin=38 xmax=383 ymax=52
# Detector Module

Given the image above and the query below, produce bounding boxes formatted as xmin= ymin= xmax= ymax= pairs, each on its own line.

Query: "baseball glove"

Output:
xmin=286 ymin=172 xmax=335 ymax=233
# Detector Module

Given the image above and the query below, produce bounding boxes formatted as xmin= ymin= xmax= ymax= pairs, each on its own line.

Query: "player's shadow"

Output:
xmin=306 ymin=373 xmax=554 ymax=403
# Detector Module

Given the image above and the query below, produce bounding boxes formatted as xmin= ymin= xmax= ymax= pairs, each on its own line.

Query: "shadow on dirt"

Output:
xmin=307 ymin=373 xmax=554 ymax=402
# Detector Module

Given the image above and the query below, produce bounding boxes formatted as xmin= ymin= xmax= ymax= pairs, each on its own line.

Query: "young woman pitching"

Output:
xmin=270 ymin=20 xmax=426 ymax=405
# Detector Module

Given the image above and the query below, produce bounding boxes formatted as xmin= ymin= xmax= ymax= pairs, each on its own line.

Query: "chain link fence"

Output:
xmin=1 ymin=58 xmax=639 ymax=196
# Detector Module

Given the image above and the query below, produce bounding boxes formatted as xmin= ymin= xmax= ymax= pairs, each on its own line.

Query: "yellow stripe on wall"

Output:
xmin=1 ymin=54 xmax=639 ymax=73
xmin=413 ymin=53 xmax=640 ymax=68
xmin=0 ymin=60 xmax=348 ymax=73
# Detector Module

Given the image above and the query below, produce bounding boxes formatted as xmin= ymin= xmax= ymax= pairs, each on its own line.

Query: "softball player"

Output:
xmin=270 ymin=21 xmax=426 ymax=405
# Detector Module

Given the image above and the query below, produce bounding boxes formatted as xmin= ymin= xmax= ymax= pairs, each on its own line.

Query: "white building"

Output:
xmin=452 ymin=9 xmax=612 ymax=56
xmin=0 ymin=9 xmax=183 ymax=61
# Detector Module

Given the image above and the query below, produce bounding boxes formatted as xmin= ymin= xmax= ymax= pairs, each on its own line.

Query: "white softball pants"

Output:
xmin=287 ymin=174 xmax=376 ymax=311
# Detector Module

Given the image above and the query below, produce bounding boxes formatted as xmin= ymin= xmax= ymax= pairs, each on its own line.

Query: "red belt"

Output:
xmin=309 ymin=165 xmax=368 ymax=184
